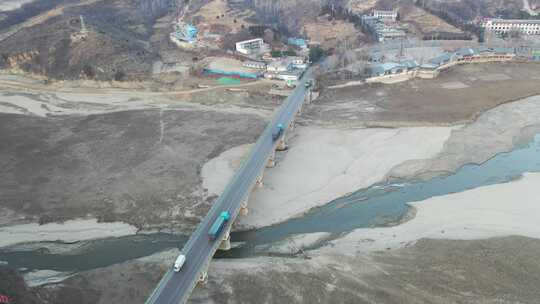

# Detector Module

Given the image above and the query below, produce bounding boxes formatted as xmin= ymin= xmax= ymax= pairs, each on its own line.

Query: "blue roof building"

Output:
xmin=429 ymin=52 xmax=453 ymax=67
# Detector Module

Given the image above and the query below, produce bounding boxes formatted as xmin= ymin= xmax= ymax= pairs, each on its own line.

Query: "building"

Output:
xmin=375 ymin=25 xmax=406 ymax=42
xmin=243 ymin=61 xmax=267 ymax=70
xmin=362 ymin=15 xmax=406 ymax=42
xmin=373 ymin=9 xmax=398 ymax=22
xmin=482 ymin=18 xmax=540 ymax=35
xmin=276 ymin=70 xmax=303 ymax=82
xmin=288 ymin=56 xmax=308 ymax=69
xmin=236 ymin=38 xmax=265 ymax=55
xmin=266 ymin=59 xmax=292 ymax=73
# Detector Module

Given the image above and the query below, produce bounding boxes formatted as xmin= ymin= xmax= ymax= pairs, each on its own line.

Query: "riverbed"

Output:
xmin=3 ymin=130 xmax=540 ymax=272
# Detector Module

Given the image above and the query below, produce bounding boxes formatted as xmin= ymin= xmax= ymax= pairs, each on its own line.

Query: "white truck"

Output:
xmin=173 ymin=254 xmax=186 ymax=272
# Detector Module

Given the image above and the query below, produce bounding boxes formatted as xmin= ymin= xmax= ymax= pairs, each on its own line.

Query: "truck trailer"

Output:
xmin=208 ymin=211 xmax=230 ymax=240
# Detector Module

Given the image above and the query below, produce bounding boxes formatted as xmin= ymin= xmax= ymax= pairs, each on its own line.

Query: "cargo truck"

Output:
xmin=173 ymin=254 xmax=186 ymax=272
xmin=208 ymin=211 xmax=230 ymax=240
xmin=272 ymin=123 xmax=284 ymax=141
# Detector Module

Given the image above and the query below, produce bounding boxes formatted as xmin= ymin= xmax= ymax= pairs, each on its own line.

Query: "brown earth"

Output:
xmin=0 ymin=106 xmax=266 ymax=230
xmin=4 ymin=236 xmax=540 ymax=304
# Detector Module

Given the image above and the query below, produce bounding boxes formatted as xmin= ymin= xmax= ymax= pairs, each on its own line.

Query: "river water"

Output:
xmin=3 ymin=134 xmax=540 ymax=272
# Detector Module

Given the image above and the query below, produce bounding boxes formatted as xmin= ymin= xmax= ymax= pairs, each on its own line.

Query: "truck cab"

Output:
xmin=173 ymin=254 xmax=186 ymax=272
xmin=272 ymin=123 xmax=285 ymax=141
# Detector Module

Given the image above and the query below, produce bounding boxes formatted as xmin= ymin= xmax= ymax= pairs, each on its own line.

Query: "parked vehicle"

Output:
xmin=173 ymin=254 xmax=186 ymax=272
xmin=272 ymin=123 xmax=285 ymax=141
xmin=208 ymin=211 xmax=231 ymax=240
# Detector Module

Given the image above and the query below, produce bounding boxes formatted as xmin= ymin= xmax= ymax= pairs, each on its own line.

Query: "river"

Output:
xmin=2 ymin=133 xmax=540 ymax=272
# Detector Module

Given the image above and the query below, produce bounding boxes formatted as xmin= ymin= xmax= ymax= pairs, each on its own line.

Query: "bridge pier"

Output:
xmin=255 ymin=173 xmax=264 ymax=188
xmin=218 ymin=229 xmax=231 ymax=251
xmin=266 ymin=150 xmax=276 ymax=168
xmin=276 ymin=137 xmax=288 ymax=151
xmin=198 ymin=270 xmax=208 ymax=284
xmin=289 ymin=120 xmax=295 ymax=131
xmin=240 ymin=199 xmax=249 ymax=216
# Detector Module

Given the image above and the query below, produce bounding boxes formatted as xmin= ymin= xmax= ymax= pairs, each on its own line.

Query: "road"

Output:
xmin=145 ymin=71 xmax=313 ymax=304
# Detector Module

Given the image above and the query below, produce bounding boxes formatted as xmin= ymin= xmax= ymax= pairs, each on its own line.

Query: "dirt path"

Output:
xmin=0 ymin=76 xmax=273 ymax=97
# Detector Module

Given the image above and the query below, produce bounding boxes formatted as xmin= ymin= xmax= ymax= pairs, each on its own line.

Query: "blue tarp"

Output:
xmin=204 ymin=69 xmax=260 ymax=79
xmin=288 ymin=37 xmax=307 ymax=47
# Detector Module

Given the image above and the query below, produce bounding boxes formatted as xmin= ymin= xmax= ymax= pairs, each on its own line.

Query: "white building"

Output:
xmin=236 ymin=38 xmax=265 ymax=55
xmin=373 ymin=9 xmax=398 ymax=22
xmin=266 ymin=60 xmax=292 ymax=73
xmin=482 ymin=18 xmax=540 ymax=35
xmin=243 ymin=61 xmax=267 ymax=70
xmin=288 ymin=56 xmax=308 ymax=69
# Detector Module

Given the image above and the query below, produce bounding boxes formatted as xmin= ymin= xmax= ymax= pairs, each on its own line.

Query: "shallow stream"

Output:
xmin=3 ymin=134 xmax=540 ymax=272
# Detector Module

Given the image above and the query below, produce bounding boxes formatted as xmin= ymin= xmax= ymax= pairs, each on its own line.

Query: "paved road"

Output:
xmin=145 ymin=71 xmax=312 ymax=304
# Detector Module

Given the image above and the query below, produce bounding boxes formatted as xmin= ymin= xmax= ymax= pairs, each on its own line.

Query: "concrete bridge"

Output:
xmin=145 ymin=71 xmax=316 ymax=304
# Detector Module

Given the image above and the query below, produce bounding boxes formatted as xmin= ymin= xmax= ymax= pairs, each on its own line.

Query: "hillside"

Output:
xmin=0 ymin=0 xmax=179 ymax=80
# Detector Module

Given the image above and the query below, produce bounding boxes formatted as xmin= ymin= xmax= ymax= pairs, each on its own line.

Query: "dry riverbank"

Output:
xmin=321 ymin=172 xmax=540 ymax=254
xmin=202 ymin=94 xmax=540 ymax=230
xmin=203 ymin=126 xmax=455 ymax=229
xmin=0 ymin=218 xmax=138 ymax=248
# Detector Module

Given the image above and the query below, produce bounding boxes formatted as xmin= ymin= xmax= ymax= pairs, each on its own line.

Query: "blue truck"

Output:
xmin=272 ymin=123 xmax=284 ymax=141
xmin=208 ymin=211 xmax=230 ymax=240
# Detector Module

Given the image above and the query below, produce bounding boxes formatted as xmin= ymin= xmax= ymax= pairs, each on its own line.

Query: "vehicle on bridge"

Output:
xmin=272 ymin=123 xmax=285 ymax=141
xmin=173 ymin=254 xmax=186 ymax=272
xmin=208 ymin=211 xmax=231 ymax=240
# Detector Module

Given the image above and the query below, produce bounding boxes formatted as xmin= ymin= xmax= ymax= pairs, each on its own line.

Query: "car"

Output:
xmin=173 ymin=254 xmax=186 ymax=272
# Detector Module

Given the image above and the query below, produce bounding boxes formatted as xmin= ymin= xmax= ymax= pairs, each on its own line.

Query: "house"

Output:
xmin=267 ymin=60 xmax=292 ymax=73
xmin=482 ymin=18 xmax=540 ymax=35
xmin=236 ymin=38 xmax=265 ymax=55
xmin=277 ymin=70 xmax=304 ymax=81
xmin=429 ymin=52 xmax=453 ymax=67
xmin=369 ymin=62 xmax=407 ymax=77
xmin=243 ymin=61 xmax=267 ymax=70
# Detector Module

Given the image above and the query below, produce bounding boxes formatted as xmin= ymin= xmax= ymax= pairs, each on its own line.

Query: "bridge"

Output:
xmin=145 ymin=70 xmax=315 ymax=304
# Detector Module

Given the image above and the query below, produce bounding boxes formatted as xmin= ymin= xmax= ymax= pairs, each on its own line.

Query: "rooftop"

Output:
xmin=485 ymin=18 xmax=540 ymax=24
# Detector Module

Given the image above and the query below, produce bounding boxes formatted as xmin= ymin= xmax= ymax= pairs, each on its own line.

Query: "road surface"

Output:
xmin=145 ymin=71 xmax=312 ymax=304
